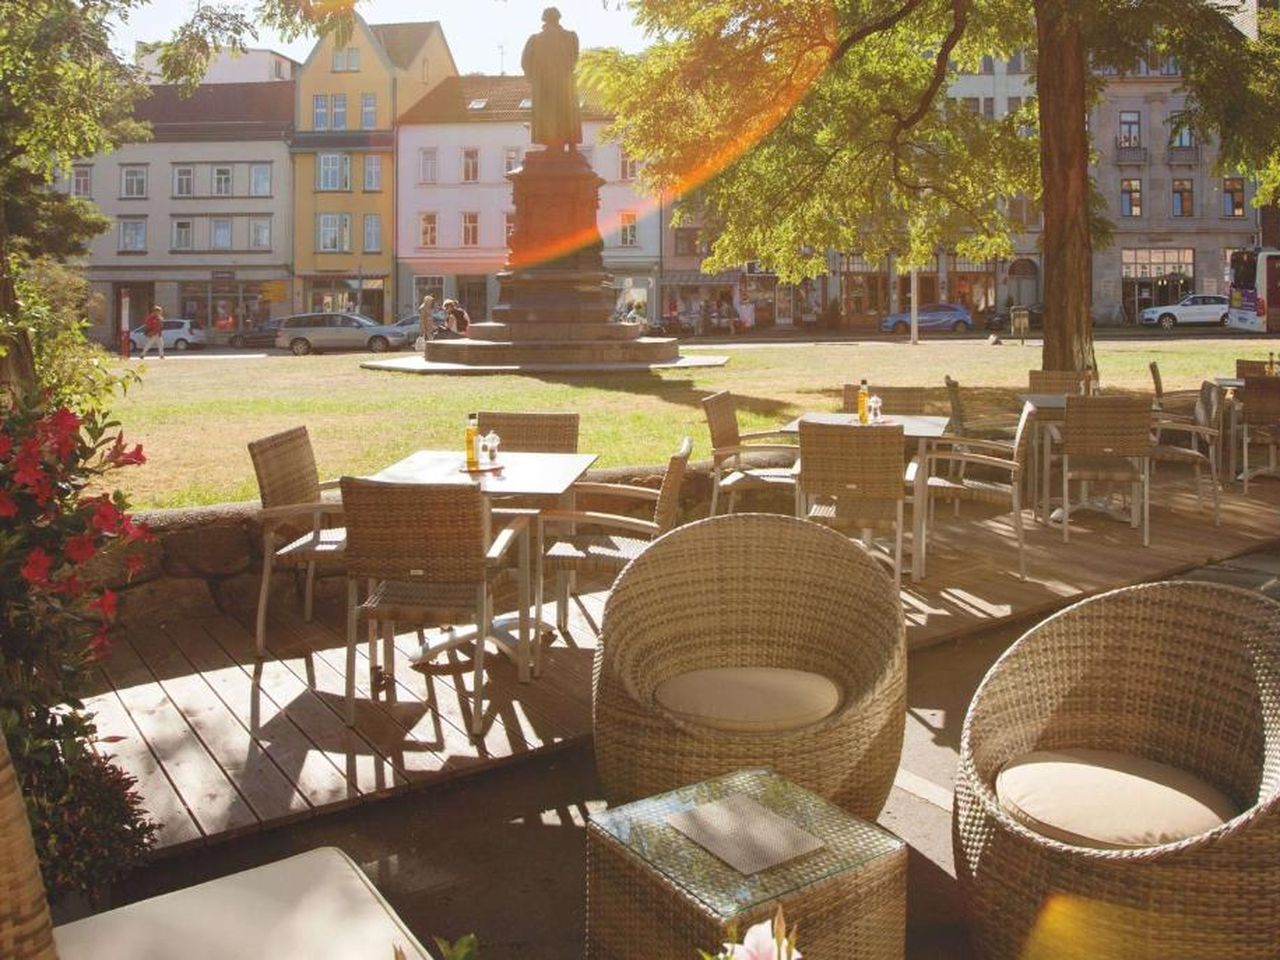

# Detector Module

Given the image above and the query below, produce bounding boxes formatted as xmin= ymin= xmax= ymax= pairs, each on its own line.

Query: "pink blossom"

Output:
xmin=723 ymin=919 xmax=800 ymax=960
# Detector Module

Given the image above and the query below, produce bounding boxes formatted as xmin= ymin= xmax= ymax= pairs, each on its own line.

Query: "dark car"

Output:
xmin=228 ymin=319 xmax=283 ymax=349
xmin=879 ymin=302 xmax=974 ymax=334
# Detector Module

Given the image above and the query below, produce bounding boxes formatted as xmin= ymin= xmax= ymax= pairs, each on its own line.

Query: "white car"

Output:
xmin=128 ymin=319 xmax=207 ymax=352
xmin=1140 ymin=294 xmax=1229 ymax=330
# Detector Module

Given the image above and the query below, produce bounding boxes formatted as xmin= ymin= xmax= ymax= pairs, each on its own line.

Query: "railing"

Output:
xmin=1165 ymin=144 xmax=1201 ymax=165
xmin=1113 ymin=142 xmax=1149 ymax=165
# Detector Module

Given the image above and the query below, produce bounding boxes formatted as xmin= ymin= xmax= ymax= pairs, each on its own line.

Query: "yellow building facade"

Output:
xmin=292 ymin=18 xmax=455 ymax=322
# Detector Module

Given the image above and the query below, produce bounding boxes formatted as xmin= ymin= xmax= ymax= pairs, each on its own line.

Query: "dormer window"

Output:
xmin=518 ymin=98 xmax=533 ymax=110
xmin=467 ymin=99 xmax=488 ymax=111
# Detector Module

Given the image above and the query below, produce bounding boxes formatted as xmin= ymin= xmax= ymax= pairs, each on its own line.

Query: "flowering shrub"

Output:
xmin=0 ymin=395 xmax=156 ymax=898
xmin=703 ymin=908 xmax=801 ymax=960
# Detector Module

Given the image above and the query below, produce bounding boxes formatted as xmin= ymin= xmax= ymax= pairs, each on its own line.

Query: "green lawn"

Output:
xmin=110 ymin=336 xmax=1276 ymax=509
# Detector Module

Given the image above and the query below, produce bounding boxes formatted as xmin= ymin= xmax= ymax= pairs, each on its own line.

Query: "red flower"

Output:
xmin=64 ymin=533 xmax=97 ymax=564
xmin=90 ymin=499 xmax=122 ymax=534
xmin=90 ymin=589 xmax=118 ymax=621
xmin=53 ymin=574 xmax=84 ymax=598
xmin=21 ymin=547 xmax=53 ymax=585
xmin=12 ymin=438 xmax=45 ymax=490
xmin=0 ymin=489 xmax=16 ymax=518
xmin=107 ymin=433 xmax=146 ymax=466
xmin=120 ymin=517 xmax=153 ymax=543
xmin=39 ymin=408 xmax=81 ymax=459
xmin=88 ymin=624 xmax=113 ymax=659
xmin=124 ymin=553 xmax=147 ymax=580
xmin=0 ymin=432 xmax=11 ymax=459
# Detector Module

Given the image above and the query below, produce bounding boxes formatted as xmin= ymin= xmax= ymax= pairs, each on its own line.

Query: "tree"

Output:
xmin=583 ymin=0 xmax=1280 ymax=371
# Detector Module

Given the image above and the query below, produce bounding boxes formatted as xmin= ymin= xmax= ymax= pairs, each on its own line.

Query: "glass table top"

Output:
xmin=589 ymin=769 xmax=903 ymax=920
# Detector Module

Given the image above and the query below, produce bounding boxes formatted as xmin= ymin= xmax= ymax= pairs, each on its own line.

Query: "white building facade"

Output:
xmin=135 ymin=46 xmax=298 ymax=84
xmin=396 ymin=75 xmax=660 ymax=321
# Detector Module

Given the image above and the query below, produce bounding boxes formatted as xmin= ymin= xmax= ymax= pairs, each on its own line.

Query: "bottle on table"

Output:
xmin=857 ymin=379 xmax=870 ymax=425
xmin=465 ymin=412 xmax=479 ymax=470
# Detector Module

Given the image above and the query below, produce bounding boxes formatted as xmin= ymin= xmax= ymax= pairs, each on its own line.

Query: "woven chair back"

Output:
xmin=944 ymin=375 xmax=968 ymax=431
xmin=842 ymin=383 xmax=928 ymax=415
xmin=1237 ymin=359 xmax=1270 ymax=378
xmin=339 ymin=478 xmax=488 ymax=583
xmin=248 ymin=426 xmax=321 ymax=509
xmin=1194 ymin=380 xmax=1224 ymax=432
xmin=602 ymin=513 xmax=902 ymax=683
xmin=0 ymin=732 xmax=57 ymax=960
xmin=1242 ymin=376 xmax=1280 ymax=427
xmin=798 ymin=420 xmax=905 ymax=502
xmin=1063 ymin=395 xmax=1152 ymax=457
xmin=476 ymin=411 xmax=579 ymax=453
xmin=1149 ymin=361 xmax=1165 ymax=402
xmin=1028 ymin=369 xmax=1090 ymax=396
xmin=701 ymin=391 xmax=742 ymax=464
xmin=652 ymin=437 xmax=693 ymax=535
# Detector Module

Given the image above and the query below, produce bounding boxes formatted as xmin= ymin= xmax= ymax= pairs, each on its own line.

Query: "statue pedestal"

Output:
xmin=426 ymin=147 xmax=678 ymax=367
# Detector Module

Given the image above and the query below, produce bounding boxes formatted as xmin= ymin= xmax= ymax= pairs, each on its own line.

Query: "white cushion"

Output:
xmin=996 ymin=748 xmax=1239 ymax=850
xmin=54 ymin=847 xmax=429 ymax=959
xmin=654 ymin=667 xmax=841 ymax=733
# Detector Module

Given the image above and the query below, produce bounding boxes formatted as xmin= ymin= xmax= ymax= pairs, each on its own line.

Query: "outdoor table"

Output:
xmin=586 ymin=768 xmax=906 ymax=960
xmin=779 ymin=412 xmax=950 ymax=581
xmin=1215 ymin=378 xmax=1245 ymax=481
xmin=371 ymin=449 xmax=598 ymax=680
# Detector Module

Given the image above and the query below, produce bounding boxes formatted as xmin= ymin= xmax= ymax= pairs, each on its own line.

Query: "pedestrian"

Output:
xmin=140 ymin=304 xmax=166 ymax=359
xmin=445 ymin=299 xmax=470 ymax=334
xmin=417 ymin=293 xmax=436 ymax=352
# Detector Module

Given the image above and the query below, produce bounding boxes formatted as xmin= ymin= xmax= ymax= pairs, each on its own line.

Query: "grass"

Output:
xmin=108 ymin=336 xmax=1279 ymax=509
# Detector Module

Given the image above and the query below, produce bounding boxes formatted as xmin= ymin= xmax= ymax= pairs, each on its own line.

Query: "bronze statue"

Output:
xmin=521 ymin=7 xmax=582 ymax=150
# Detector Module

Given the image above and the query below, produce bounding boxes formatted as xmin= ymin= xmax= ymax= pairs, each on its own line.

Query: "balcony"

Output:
xmin=1165 ymin=144 xmax=1201 ymax=166
xmin=1114 ymin=139 xmax=1149 ymax=165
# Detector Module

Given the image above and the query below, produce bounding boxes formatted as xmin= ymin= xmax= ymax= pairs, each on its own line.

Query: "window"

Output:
xmin=1223 ymin=177 xmax=1246 ymax=217
xmin=467 ymin=98 xmax=488 ymax=111
xmin=418 ymin=148 xmax=438 ymax=183
xmin=273 ymin=58 xmax=287 ymax=80
xmin=619 ymin=211 xmax=638 ymax=247
xmin=504 ymin=211 xmax=516 ymax=243
xmin=172 ymin=219 xmax=192 ymax=250
xmin=1118 ymin=110 xmax=1142 ymax=147
xmin=363 ymin=213 xmax=381 ymax=252
xmin=361 ymin=93 xmax=376 ymax=129
xmin=419 ymin=212 xmax=437 ymax=247
xmin=982 ymin=97 xmax=995 ymax=119
xmin=462 ymin=212 xmax=479 ymax=246
xmin=71 ymin=166 xmax=92 ymax=198
xmin=1121 ymin=178 xmax=1143 ymax=217
xmin=619 ymin=151 xmax=638 ymax=181
xmin=1172 ymin=178 xmax=1193 ymax=217
xmin=1007 ymin=96 xmax=1022 ymax=116
xmin=979 ymin=56 xmax=994 ymax=74
xmin=250 ymin=163 xmax=271 ymax=196
xmin=173 ymin=166 xmax=193 ymax=197
xmin=332 ymin=46 xmax=359 ymax=71
xmin=317 ymin=153 xmax=351 ymax=191
xmin=363 ymin=154 xmax=382 ymax=191
xmin=211 ymin=218 xmax=232 ymax=249
xmin=313 ymin=94 xmax=329 ymax=131
xmin=212 ymin=166 xmax=233 ymax=197
xmin=518 ymin=97 xmax=533 ymax=110
xmin=414 ymin=275 xmax=444 ymax=307
xmin=1121 ymin=247 xmax=1194 ymax=280
xmin=1007 ymin=52 xmax=1025 ymax=73
xmin=119 ymin=218 xmax=146 ymax=251
xmin=504 ymin=147 xmax=522 ymax=174
xmin=462 ymin=148 xmax=479 ymax=183
xmin=962 ymin=96 xmax=980 ymax=113
xmin=674 ymin=228 xmax=700 ymax=256
xmin=317 ymin=213 xmax=351 ymax=252
xmin=1168 ymin=114 xmax=1195 ymax=148
xmin=332 ymin=94 xmax=347 ymax=130
xmin=121 ymin=166 xmax=147 ymax=198
xmin=249 ymin=217 xmax=271 ymax=249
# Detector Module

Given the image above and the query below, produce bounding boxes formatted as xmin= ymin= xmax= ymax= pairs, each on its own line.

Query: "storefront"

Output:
xmin=740 ymin=271 xmax=777 ymax=328
xmin=303 ymin=275 xmax=387 ymax=322
xmin=179 ymin=276 xmax=288 ymax=332
xmin=1119 ymin=248 xmax=1194 ymax=323
xmin=612 ymin=275 xmax=655 ymax=319
xmin=659 ymin=270 xmax=741 ymax=328
xmin=838 ymin=255 xmax=890 ymax=326
xmin=948 ymin=256 xmax=997 ymax=313
xmin=775 ymin=278 xmax=825 ymax=326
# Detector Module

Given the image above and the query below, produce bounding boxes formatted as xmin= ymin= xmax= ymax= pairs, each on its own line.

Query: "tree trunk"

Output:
xmin=1035 ymin=0 xmax=1094 ymax=372
xmin=0 ymin=194 xmax=37 ymax=401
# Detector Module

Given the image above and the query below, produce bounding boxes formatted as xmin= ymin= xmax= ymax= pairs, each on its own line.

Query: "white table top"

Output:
xmin=371 ymin=450 xmax=598 ymax=498
xmin=780 ymin=412 xmax=951 ymax=438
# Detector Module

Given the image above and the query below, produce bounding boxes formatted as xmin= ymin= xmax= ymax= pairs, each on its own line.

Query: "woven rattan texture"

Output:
xmin=476 ymin=411 xmax=579 ymax=454
xmin=842 ymin=384 xmax=929 ymax=415
xmin=0 ymin=733 xmax=57 ymax=960
xmin=593 ymin=514 xmax=906 ymax=817
xmin=1242 ymin=376 xmax=1280 ymax=427
xmin=1028 ymin=370 xmax=1090 ymax=395
xmin=248 ymin=426 xmax=322 ymax=510
xmin=652 ymin=439 xmax=692 ymax=535
xmin=1237 ymin=359 xmax=1270 ymax=378
xmin=798 ymin=421 xmax=906 ymax=502
xmin=1063 ymin=395 xmax=1152 ymax=458
xmin=702 ymin=391 xmax=743 ymax=464
xmin=953 ymin=581 xmax=1280 ymax=960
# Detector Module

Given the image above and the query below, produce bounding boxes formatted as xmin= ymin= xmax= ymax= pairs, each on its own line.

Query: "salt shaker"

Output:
xmin=869 ymin=395 xmax=883 ymax=423
xmin=486 ymin=431 xmax=500 ymax=462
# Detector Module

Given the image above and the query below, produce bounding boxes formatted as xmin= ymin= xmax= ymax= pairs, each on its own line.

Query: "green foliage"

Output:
xmin=433 ymin=934 xmax=479 ymax=960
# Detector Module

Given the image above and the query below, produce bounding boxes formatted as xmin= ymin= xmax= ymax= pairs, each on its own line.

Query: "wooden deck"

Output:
xmin=89 ymin=469 xmax=1280 ymax=853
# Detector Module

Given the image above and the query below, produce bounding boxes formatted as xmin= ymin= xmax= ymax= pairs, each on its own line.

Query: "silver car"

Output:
xmin=274 ymin=312 xmax=409 ymax=355
xmin=1139 ymin=294 xmax=1230 ymax=330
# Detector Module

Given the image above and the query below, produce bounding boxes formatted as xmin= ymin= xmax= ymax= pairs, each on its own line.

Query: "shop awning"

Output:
xmin=661 ymin=270 xmax=742 ymax=286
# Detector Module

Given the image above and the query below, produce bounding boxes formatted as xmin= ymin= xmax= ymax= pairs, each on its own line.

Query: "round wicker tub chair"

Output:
xmin=953 ymin=581 xmax=1280 ymax=960
xmin=594 ymin=513 xmax=906 ymax=819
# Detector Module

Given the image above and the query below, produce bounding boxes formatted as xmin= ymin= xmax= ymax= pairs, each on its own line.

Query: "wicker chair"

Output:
xmin=954 ymin=581 xmax=1280 ymax=960
xmin=248 ymin=426 xmax=346 ymax=656
xmin=1148 ymin=360 xmax=1198 ymax=416
xmin=1150 ymin=380 xmax=1223 ymax=524
xmin=1060 ymin=395 xmax=1152 ymax=545
xmin=925 ymin=403 xmax=1035 ymax=579
xmin=538 ymin=438 xmax=691 ymax=658
xmin=339 ymin=477 xmax=529 ymax=733
xmin=797 ymin=420 xmax=907 ymax=589
xmin=1028 ymin=369 xmax=1092 ymax=396
xmin=841 ymin=383 xmax=929 ymax=415
xmin=476 ymin=410 xmax=579 ymax=453
xmin=702 ymin=390 xmax=798 ymax=515
xmin=1236 ymin=358 xmax=1270 ymax=378
xmin=0 ymin=731 xmax=432 ymax=960
xmin=1240 ymin=376 xmax=1280 ymax=494
xmin=944 ymin=375 xmax=1019 ymax=441
xmin=594 ymin=513 xmax=906 ymax=817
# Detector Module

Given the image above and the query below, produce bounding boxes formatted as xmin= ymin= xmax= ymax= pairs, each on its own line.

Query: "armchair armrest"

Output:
xmin=928 ymin=449 xmax=1019 ymax=474
xmin=571 ymin=481 xmax=660 ymax=502
xmin=486 ymin=514 xmax=529 ymax=565
xmin=712 ymin=443 xmax=800 ymax=459
xmin=739 ymin=429 xmax=796 ymax=442
xmin=258 ymin=501 xmax=346 ymax=524
xmin=1152 ymin=419 xmax=1219 ymax=440
xmin=539 ymin=509 xmax=659 ymax=537
xmin=931 ymin=433 xmax=1015 ymax=454
xmin=318 ymin=478 xmax=341 ymax=491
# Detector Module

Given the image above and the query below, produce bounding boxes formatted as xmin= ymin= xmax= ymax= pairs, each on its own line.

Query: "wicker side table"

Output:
xmin=586 ymin=769 xmax=906 ymax=959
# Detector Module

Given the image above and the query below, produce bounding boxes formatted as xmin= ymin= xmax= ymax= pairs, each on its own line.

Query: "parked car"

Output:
xmin=392 ymin=309 xmax=453 ymax=342
xmin=983 ymin=302 xmax=1047 ymax=331
xmin=128 ymin=318 xmax=206 ymax=352
xmin=879 ymin=302 xmax=974 ymax=334
xmin=227 ymin=319 xmax=283 ymax=349
xmin=275 ymin=312 xmax=409 ymax=355
xmin=1139 ymin=294 xmax=1230 ymax=330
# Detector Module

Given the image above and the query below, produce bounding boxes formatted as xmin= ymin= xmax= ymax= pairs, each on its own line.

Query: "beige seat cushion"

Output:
xmin=54 ymin=847 xmax=430 ymax=959
xmin=654 ymin=667 xmax=841 ymax=733
xmin=996 ymin=748 xmax=1239 ymax=850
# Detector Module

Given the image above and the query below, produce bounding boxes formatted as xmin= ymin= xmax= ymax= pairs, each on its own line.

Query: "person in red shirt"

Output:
xmin=139 ymin=305 xmax=166 ymax=359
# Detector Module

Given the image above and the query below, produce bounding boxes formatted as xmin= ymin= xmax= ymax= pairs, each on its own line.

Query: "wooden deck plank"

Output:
xmin=128 ymin=625 xmax=312 ymax=825
xmin=98 ymin=638 xmax=259 ymax=838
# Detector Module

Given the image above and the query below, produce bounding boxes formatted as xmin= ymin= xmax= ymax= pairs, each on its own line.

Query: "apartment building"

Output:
xmin=136 ymin=46 xmax=298 ymax=84
xmin=396 ymin=75 xmax=659 ymax=321
xmin=70 ymin=81 xmax=296 ymax=342
xmin=291 ymin=17 xmax=457 ymax=323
